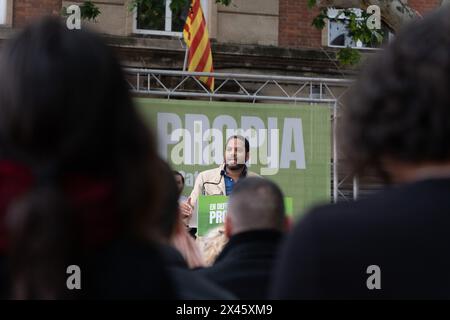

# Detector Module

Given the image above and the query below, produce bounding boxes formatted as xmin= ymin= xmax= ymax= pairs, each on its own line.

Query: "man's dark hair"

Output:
xmin=173 ymin=170 xmax=185 ymax=185
xmin=228 ymin=177 xmax=285 ymax=234
xmin=341 ymin=6 xmax=450 ymax=180
xmin=226 ymin=135 xmax=250 ymax=154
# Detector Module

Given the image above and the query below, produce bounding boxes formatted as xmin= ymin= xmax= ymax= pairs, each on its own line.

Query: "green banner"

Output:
xmin=197 ymin=195 xmax=294 ymax=236
xmin=136 ymin=98 xmax=331 ymax=220
xmin=198 ymin=195 xmax=228 ymax=236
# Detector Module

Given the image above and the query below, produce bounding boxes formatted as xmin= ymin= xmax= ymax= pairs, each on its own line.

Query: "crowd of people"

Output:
xmin=0 ymin=4 xmax=449 ymax=299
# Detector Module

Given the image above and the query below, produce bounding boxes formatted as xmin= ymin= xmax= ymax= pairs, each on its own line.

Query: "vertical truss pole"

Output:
xmin=183 ymin=46 xmax=189 ymax=72
xmin=353 ymin=175 xmax=359 ymax=200
xmin=136 ymin=73 xmax=140 ymax=91
xmin=333 ymin=101 xmax=338 ymax=203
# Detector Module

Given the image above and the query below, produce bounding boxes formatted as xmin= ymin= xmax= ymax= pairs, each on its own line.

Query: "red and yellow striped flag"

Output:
xmin=183 ymin=0 xmax=214 ymax=91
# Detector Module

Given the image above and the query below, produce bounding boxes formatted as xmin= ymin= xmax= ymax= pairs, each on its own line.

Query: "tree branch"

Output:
xmin=317 ymin=0 xmax=419 ymax=31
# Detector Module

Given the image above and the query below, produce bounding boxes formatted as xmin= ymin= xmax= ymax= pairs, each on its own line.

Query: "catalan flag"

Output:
xmin=183 ymin=0 xmax=214 ymax=91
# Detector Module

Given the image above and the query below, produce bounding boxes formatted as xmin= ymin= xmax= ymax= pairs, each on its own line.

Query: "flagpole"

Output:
xmin=183 ymin=45 xmax=189 ymax=72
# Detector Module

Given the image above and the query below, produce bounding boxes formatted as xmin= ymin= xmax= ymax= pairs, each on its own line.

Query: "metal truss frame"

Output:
xmin=124 ymin=68 xmax=357 ymax=202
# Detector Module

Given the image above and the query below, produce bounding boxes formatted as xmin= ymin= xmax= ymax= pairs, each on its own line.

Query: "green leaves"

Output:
xmin=80 ymin=1 xmax=101 ymax=22
xmin=373 ymin=30 xmax=384 ymax=44
xmin=309 ymin=5 xmax=388 ymax=66
xmin=61 ymin=1 xmax=101 ymax=22
xmin=170 ymin=0 xmax=186 ymax=14
xmin=312 ymin=9 xmax=327 ymax=30
xmin=307 ymin=0 xmax=317 ymax=9
xmin=346 ymin=10 xmax=384 ymax=47
xmin=337 ymin=46 xmax=361 ymax=66
xmin=132 ymin=0 xmax=166 ymax=30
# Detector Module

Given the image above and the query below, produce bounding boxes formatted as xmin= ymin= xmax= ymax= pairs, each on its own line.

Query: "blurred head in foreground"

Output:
xmin=341 ymin=6 xmax=450 ymax=184
xmin=225 ymin=177 xmax=287 ymax=237
xmin=157 ymin=161 xmax=204 ymax=268
xmin=0 ymin=17 xmax=165 ymax=299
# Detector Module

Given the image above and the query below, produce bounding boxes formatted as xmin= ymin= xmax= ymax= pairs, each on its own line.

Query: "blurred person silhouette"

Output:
xmin=271 ymin=6 xmax=450 ymax=299
xmin=173 ymin=170 xmax=189 ymax=228
xmin=196 ymin=226 xmax=228 ymax=267
xmin=154 ymin=160 xmax=235 ymax=299
xmin=196 ymin=177 xmax=288 ymax=299
xmin=170 ymin=220 xmax=204 ymax=268
xmin=0 ymin=17 xmax=175 ymax=299
xmin=174 ymin=171 xmax=184 ymax=193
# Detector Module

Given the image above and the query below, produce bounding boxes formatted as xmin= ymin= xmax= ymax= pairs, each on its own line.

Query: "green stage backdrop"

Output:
xmin=136 ymin=98 xmax=331 ymax=219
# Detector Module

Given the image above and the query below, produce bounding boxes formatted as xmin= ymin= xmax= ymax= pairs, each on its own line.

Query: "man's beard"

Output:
xmin=226 ymin=163 xmax=245 ymax=171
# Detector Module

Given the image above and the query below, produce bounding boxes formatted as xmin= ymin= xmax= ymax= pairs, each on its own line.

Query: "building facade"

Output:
xmin=0 ymin=0 xmax=443 ymax=77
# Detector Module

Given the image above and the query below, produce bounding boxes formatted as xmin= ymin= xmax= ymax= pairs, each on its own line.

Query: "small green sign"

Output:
xmin=197 ymin=195 xmax=293 ymax=236
xmin=197 ymin=195 xmax=228 ymax=236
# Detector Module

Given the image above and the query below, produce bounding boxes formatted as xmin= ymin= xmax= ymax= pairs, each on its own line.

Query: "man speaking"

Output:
xmin=180 ymin=135 xmax=260 ymax=234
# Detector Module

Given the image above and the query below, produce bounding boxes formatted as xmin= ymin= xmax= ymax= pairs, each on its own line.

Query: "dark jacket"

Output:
xmin=196 ymin=229 xmax=283 ymax=299
xmin=271 ymin=178 xmax=450 ymax=299
xmin=1 ymin=238 xmax=176 ymax=299
xmin=158 ymin=244 xmax=235 ymax=300
xmin=83 ymin=238 xmax=176 ymax=299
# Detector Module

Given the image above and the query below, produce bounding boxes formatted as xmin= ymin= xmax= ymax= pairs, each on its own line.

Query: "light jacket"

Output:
xmin=188 ymin=164 xmax=260 ymax=227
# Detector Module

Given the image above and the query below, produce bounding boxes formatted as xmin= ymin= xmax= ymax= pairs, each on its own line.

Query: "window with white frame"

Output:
xmin=0 ymin=0 xmax=7 ymax=25
xmin=327 ymin=8 xmax=393 ymax=49
xmin=134 ymin=0 xmax=209 ymax=37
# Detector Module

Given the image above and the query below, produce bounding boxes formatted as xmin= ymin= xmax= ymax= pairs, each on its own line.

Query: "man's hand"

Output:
xmin=180 ymin=197 xmax=193 ymax=224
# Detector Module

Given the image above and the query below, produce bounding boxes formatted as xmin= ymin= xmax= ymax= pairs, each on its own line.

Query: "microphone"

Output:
xmin=202 ymin=166 xmax=226 ymax=195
